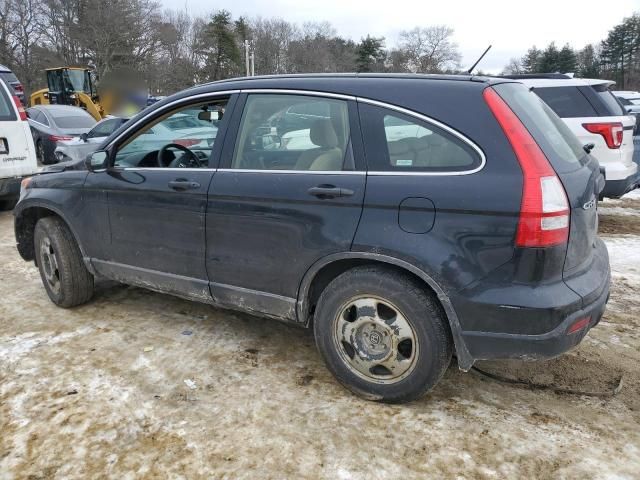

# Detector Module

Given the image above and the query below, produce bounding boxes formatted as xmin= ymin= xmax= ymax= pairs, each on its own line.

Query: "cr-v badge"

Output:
xmin=583 ymin=198 xmax=596 ymax=210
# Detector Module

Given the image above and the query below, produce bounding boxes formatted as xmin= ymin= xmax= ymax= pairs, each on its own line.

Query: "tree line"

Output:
xmin=0 ymin=0 xmax=462 ymax=97
xmin=503 ymin=13 xmax=640 ymax=89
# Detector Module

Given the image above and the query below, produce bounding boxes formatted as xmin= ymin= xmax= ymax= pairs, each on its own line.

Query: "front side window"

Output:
xmin=359 ymin=103 xmax=481 ymax=172
xmin=88 ymin=118 xmax=121 ymax=138
xmin=231 ymin=94 xmax=351 ymax=171
xmin=113 ymin=99 xmax=226 ymax=168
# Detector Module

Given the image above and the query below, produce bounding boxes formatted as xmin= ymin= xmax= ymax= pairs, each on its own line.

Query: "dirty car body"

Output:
xmin=14 ymin=74 xmax=611 ymax=402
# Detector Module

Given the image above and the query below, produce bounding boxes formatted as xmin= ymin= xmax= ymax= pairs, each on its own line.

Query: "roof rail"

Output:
xmin=499 ymin=73 xmax=572 ymax=80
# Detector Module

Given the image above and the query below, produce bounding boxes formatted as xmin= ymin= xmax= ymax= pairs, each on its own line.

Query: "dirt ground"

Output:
xmin=1 ymin=191 xmax=640 ymax=480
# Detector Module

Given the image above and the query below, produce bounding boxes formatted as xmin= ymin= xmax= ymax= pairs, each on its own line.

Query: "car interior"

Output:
xmin=231 ymin=95 xmax=352 ymax=171
xmin=113 ymin=101 xmax=225 ymax=169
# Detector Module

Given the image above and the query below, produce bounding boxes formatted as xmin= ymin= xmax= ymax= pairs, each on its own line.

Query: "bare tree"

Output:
xmin=502 ymin=57 xmax=523 ymax=75
xmin=396 ymin=26 xmax=461 ymax=73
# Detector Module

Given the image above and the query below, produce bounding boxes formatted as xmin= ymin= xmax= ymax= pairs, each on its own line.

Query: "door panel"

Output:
xmin=86 ymin=94 xmax=236 ymax=300
xmin=205 ymin=93 xmax=366 ymax=320
xmin=90 ymin=169 xmax=214 ymax=300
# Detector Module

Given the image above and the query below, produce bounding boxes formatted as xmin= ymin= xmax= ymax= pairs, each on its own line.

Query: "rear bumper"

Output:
xmin=453 ymin=239 xmax=611 ymax=362
xmin=601 ymin=175 xmax=638 ymax=198
xmin=0 ymin=176 xmax=21 ymax=199
xmin=460 ymin=278 xmax=609 ymax=360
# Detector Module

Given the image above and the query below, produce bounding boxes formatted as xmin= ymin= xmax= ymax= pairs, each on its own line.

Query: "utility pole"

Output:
xmin=250 ymin=40 xmax=255 ymax=76
xmin=244 ymin=39 xmax=250 ymax=77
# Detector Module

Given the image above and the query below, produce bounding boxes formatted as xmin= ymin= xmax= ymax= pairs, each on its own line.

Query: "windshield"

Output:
xmin=64 ymin=69 xmax=92 ymax=94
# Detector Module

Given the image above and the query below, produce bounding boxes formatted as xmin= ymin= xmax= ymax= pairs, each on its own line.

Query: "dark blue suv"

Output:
xmin=14 ymin=74 xmax=610 ymax=402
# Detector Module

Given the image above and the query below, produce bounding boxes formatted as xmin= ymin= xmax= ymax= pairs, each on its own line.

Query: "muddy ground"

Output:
xmin=1 ymin=191 xmax=640 ymax=479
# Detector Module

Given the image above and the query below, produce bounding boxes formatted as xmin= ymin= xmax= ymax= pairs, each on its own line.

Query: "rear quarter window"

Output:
xmin=493 ymin=83 xmax=587 ymax=173
xmin=0 ymin=81 xmax=16 ymax=121
xmin=358 ymin=103 xmax=482 ymax=172
xmin=533 ymin=86 xmax=597 ymax=118
xmin=590 ymin=84 xmax=625 ymax=116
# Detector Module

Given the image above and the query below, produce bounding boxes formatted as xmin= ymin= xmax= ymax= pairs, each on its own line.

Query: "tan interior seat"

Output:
xmin=295 ymin=119 xmax=344 ymax=171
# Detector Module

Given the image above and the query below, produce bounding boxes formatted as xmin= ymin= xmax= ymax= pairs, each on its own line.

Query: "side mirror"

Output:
xmin=85 ymin=150 xmax=108 ymax=171
xmin=80 ymin=133 xmax=88 ymax=142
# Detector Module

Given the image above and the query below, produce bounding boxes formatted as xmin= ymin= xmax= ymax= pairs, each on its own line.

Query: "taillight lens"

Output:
xmin=12 ymin=96 xmax=27 ymax=121
xmin=13 ymin=83 xmax=24 ymax=93
xmin=173 ymin=138 xmax=200 ymax=147
xmin=484 ymin=87 xmax=570 ymax=248
xmin=582 ymin=122 xmax=623 ymax=149
xmin=48 ymin=135 xmax=74 ymax=142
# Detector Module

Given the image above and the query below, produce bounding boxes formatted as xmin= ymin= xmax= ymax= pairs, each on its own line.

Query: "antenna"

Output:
xmin=467 ymin=45 xmax=492 ymax=74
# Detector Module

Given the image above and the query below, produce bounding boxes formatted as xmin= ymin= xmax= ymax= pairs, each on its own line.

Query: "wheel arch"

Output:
xmin=14 ymin=201 xmax=88 ymax=265
xmin=297 ymin=252 xmax=474 ymax=370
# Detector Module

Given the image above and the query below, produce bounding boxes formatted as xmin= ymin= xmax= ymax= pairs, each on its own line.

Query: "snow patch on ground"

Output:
xmin=603 ymin=235 xmax=640 ymax=279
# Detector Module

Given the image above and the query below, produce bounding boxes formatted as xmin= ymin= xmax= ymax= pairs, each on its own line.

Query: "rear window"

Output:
xmin=54 ymin=115 xmax=96 ymax=129
xmin=533 ymin=86 xmax=597 ymax=118
xmin=0 ymin=81 xmax=16 ymax=121
xmin=493 ymin=83 xmax=587 ymax=173
xmin=0 ymin=71 xmax=19 ymax=84
xmin=590 ymin=84 xmax=625 ymax=116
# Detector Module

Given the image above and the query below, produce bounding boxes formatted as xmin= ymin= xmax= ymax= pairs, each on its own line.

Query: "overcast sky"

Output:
xmin=161 ymin=0 xmax=640 ymax=73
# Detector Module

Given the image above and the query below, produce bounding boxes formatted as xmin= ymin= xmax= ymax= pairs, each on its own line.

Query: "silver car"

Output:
xmin=54 ymin=116 xmax=129 ymax=163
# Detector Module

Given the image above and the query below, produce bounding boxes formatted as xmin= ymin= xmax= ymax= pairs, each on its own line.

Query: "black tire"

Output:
xmin=34 ymin=216 xmax=94 ymax=307
xmin=36 ymin=140 xmax=47 ymax=165
xmin=313 ymin=265 xmax=453 ymax=403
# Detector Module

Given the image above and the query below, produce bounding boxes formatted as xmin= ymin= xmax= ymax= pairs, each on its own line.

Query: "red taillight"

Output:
xmin=567 ymin=316 xmax=591 ymax=335
xmin=582 ymin=122 xmax=623 ymax=149
xmin=484 ymin=88 xmax=570 ymax=248
xmin=48 ymin=135 xmax=74 ymax=142
xmin=12 ymin=96 xmax=27 ymax=121
xmin=173 ymin=138 xmax=200 ymax=148
xmin=13 ymin=83 xmax=24 ymax=93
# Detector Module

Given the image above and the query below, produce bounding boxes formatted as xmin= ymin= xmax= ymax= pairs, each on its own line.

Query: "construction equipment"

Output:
xmin=29 ymin=67 xmax=111 ymax=121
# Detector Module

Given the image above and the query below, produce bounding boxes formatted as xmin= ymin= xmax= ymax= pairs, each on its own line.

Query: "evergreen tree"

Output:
xmin=200 ymin=10 xmax=241 ymax=81
xmin=577 ymin=44 xmax=600 ymax=78
xmin=538 ymin=42 xmax=560 ymax=72
xmin=557 ymin=43 xmax=577 ymax=73
xmin=521 ymin=46 xmax=541 ymax=73
xmin=356 ymin=35 xmax=385 ymax=72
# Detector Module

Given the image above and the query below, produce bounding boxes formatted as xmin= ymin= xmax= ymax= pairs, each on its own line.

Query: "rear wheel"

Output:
xmin=36 ymin=140 xmax=46 ymax=165
xmin=313 ymin=265 xmax=453 ymax=403
xmin=34 ymin=217 xmax=94 ymax=307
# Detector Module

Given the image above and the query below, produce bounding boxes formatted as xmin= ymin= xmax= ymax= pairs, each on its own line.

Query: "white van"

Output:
xmin=0 ymin=78 xmax=38 ymax=208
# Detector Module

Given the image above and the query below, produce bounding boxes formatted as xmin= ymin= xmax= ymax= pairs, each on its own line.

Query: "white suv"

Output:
xmin=506 ymin=75 xmax=637 ymax=198
xmin=0 ymin=79 xmax=38 ymax=208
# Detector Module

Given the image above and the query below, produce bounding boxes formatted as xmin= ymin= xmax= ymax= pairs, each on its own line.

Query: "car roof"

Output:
xmin=32 ymin=105 xmax=93 ymax=116
xmin=509 ymin=77 xmax=616 ymax=88
xmin=0 ymin=64 xmax=10 ymax=72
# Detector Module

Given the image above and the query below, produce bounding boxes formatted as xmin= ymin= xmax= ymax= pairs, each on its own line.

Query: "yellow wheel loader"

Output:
xmin=29 ymin=67 xmax=112 ymax=121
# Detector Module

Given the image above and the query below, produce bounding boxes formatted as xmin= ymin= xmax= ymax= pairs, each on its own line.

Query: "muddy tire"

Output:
xmin=313 ymin=266 xmax=452 ymax=403
xmin=36 ymin=140 xmax=47 ymax=165
xmin=34 ymin=216 xmax=94 ymax=307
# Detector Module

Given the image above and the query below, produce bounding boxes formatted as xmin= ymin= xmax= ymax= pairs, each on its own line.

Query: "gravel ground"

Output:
xmin=1 ymin=191 xmax=640 ymax=479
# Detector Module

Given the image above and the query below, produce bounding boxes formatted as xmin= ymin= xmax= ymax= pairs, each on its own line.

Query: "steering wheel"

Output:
xmin=157 ymin=143 xmax=203 ymax=168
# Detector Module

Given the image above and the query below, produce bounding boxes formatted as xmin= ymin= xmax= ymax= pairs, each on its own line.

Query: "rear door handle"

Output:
xmin=168 ymin=179 xmax=200 ymax=191
xmin=308 ymin=185 xmax=354 ymax=199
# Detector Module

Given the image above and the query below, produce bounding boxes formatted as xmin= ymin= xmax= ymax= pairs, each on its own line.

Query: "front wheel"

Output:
xmin=313 ymin=266 xmax=453 ymax=403
xmin=34 ymin=217 xmax=94 ymax=307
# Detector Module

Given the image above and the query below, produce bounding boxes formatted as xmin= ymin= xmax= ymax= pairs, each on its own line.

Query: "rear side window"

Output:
xmin=590 ymin=84 xmax=625 ymax=116
xmin=54 ymin=115 xmax=96 ymax=129
xmin=0 ymin=81 xmax=16 ymax=121
xmin=533 ymin=86 xmax=597 ymax=118
xmin=358 ymin=104 xmax=481 ymax=172
xmin=493 ymin=83 xmax=587 ymax=173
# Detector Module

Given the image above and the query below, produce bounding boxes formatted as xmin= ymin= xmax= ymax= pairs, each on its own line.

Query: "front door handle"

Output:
xmin=308 ymin=184 xmax=354 ymax=199
xmin=168 ymin=179 xmax=200 ymax=191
